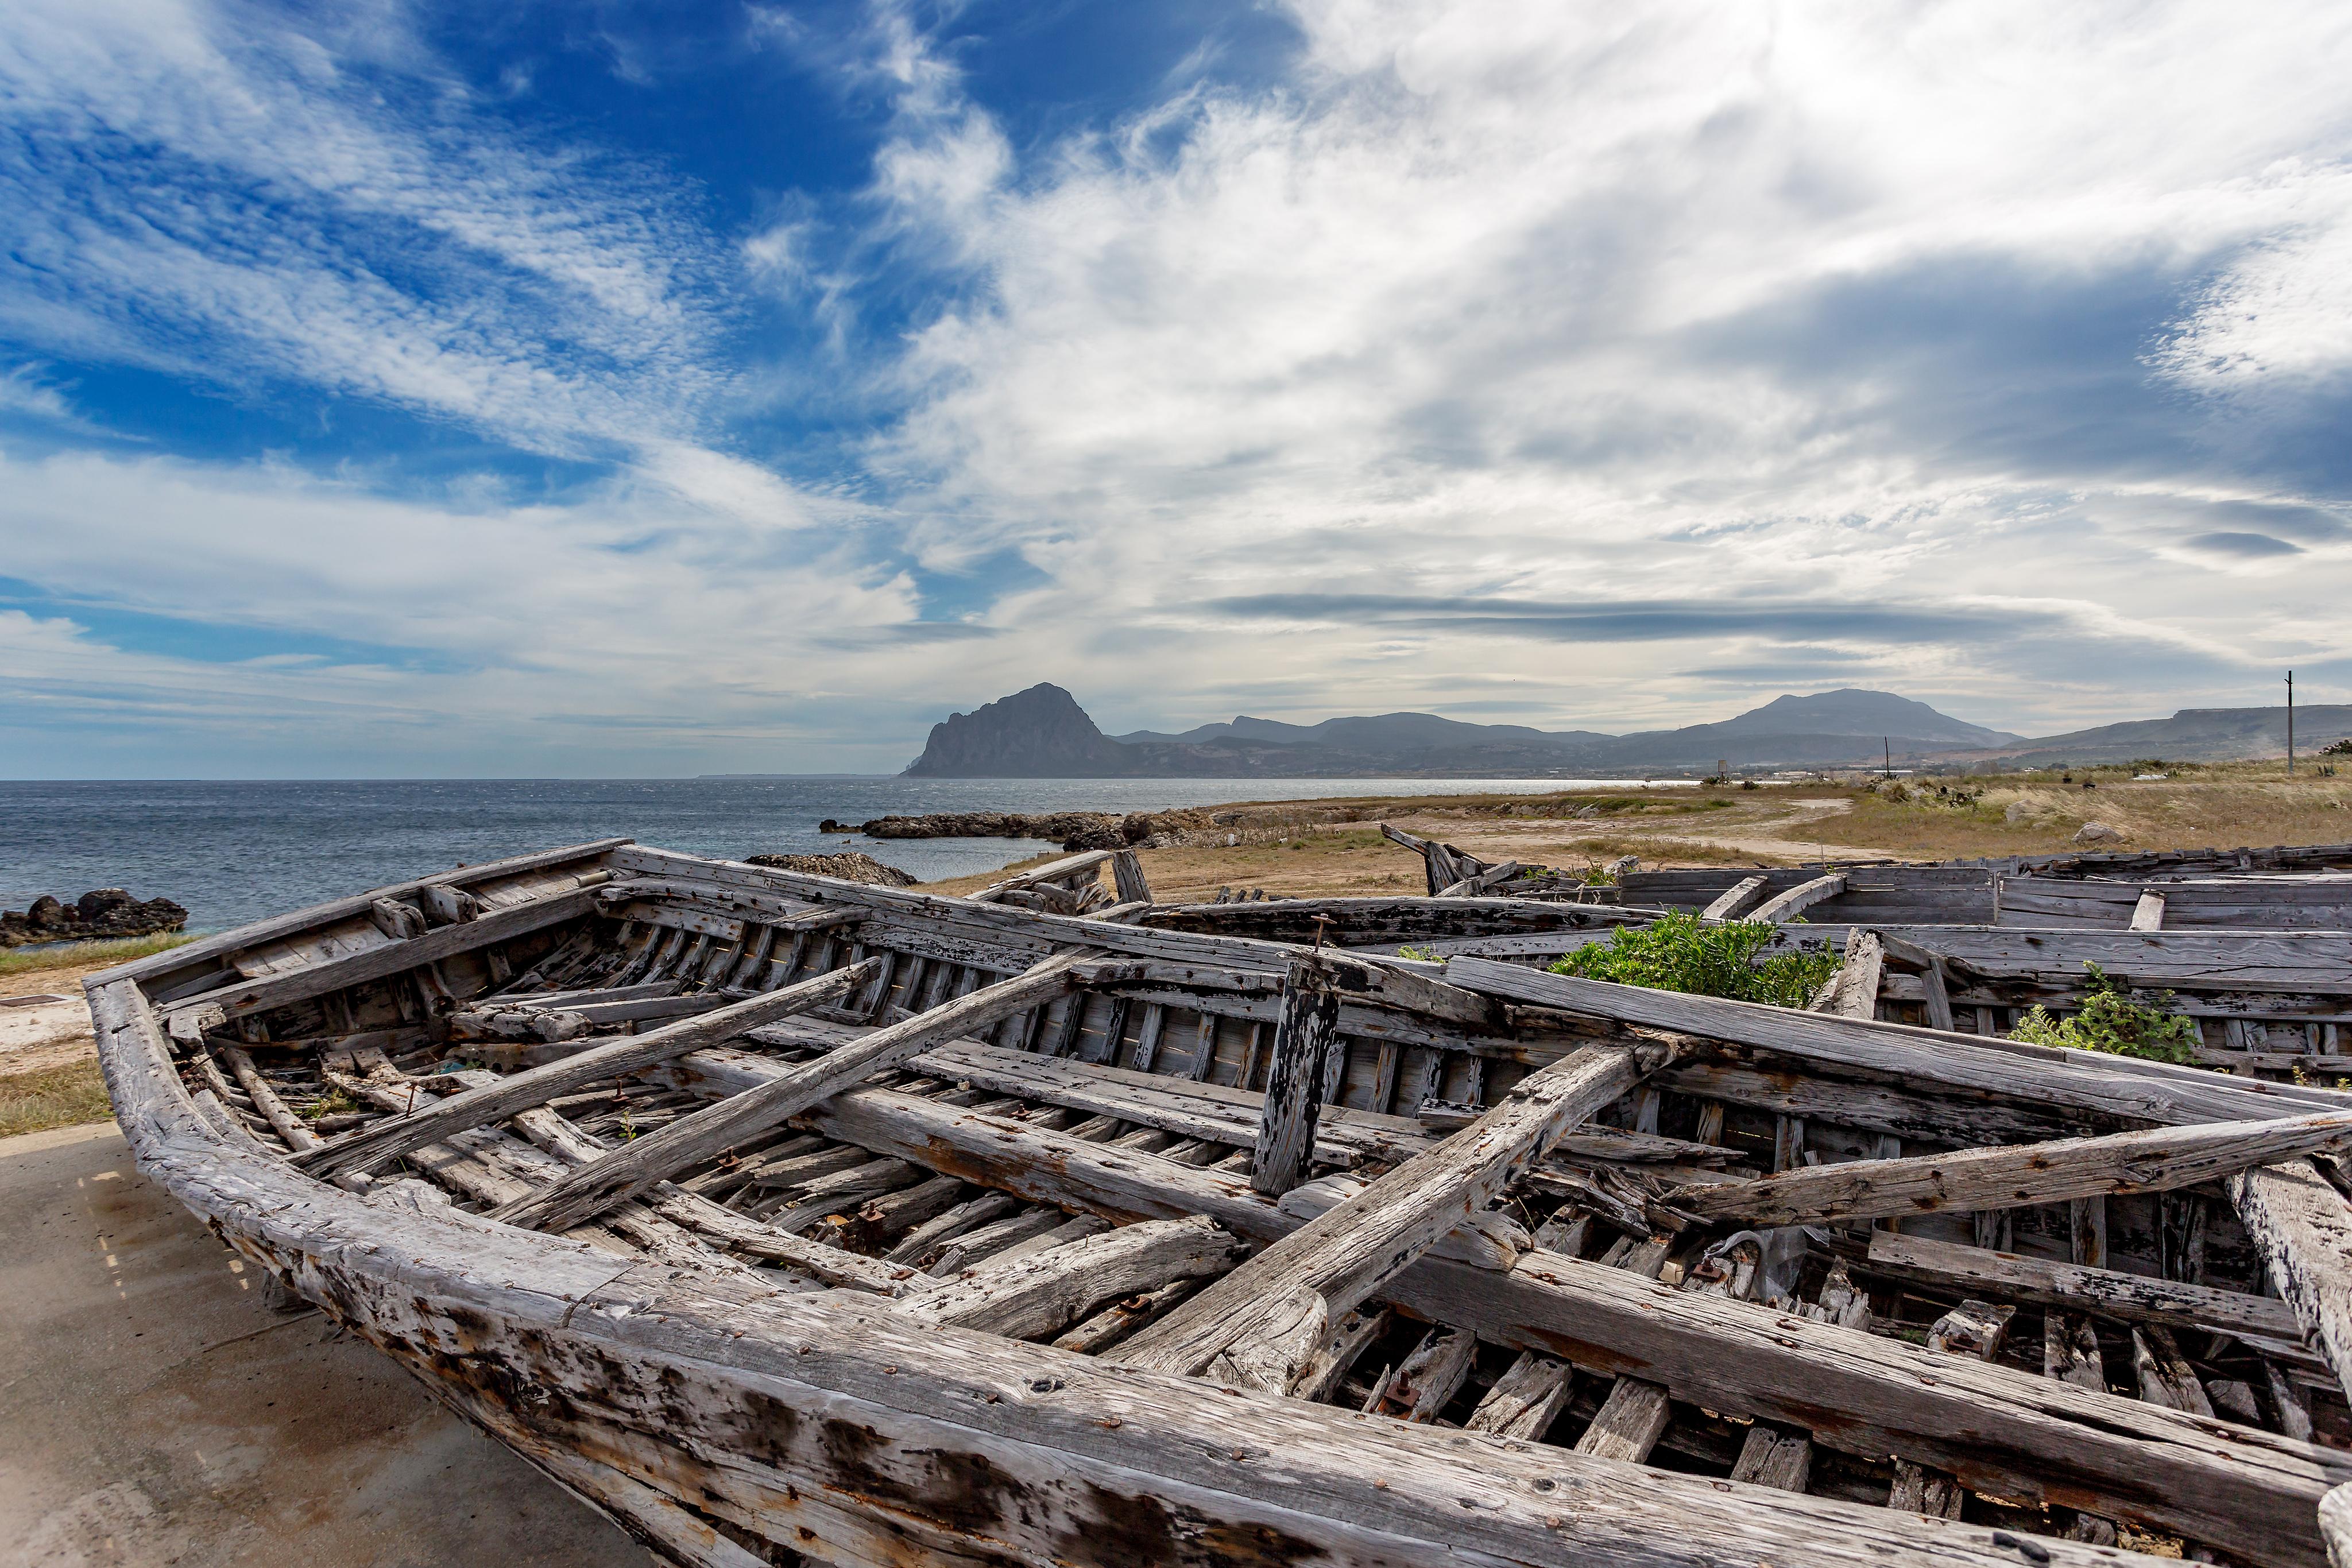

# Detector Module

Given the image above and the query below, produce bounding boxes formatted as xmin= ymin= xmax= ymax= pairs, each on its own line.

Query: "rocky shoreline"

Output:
xmin=743 ymin=851 xmax=919 ymax=887
xmin=1 ymin=889 xmax=188 ymax=948
xmin=827 ymin=808 xmax=1214 ymax=851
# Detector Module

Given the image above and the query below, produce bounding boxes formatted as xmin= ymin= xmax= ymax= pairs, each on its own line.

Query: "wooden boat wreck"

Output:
xmin=1381 ymin=824 xmax=2352 ymax=928
xmin=87 ymin=838 xmax=2352 ymax=1566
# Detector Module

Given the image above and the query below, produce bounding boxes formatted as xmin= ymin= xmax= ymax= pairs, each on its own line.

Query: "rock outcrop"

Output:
xmin=854 ymin=808 xmax=1211 ymax=851
xmin=743 ymin=853 xmax=919 ymax=888
xmin=1 ymin=889 xmax=188 ymax=947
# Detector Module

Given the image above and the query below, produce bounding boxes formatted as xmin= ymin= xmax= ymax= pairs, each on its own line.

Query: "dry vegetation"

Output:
xmin=914 ymin=761 xmax=2352 ymax=902
xmin=0 ymin=1058 xmax=113 ymax=1138
xmin=0 ymin=933 xmax=189 ymax=1137
xmin=0 ymin=930 xmax=194 ymax=979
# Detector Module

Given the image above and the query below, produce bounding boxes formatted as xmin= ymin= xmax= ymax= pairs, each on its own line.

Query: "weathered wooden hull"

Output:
xmin=87 ymin=840 xmax=2352 ymax=1566
xmin=1371 ymin=821 xmax=2352 ymax=926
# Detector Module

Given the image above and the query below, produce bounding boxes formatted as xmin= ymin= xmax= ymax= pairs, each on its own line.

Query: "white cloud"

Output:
xmin=0 ymin=444 xmax=954 ymax=771
xmin=7 ymin=0 xmax=2352 ymax=772
xmin=0 ymin=0 xmax=728 ymax=459
xmin=2148 ymin=164 xmax=2352 ymax=397
xmin=841 ymin=0 xmax=2352 ymax=733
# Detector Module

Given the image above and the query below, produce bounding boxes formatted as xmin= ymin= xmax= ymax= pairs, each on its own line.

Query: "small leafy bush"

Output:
xmin=1395 ymin=944 xmax=1443 ymax=963
xmin=2007 ymin=964 xmax=2203 ymax=1064
xmin=1546 ymin=914 xmax=1838 ymax=1009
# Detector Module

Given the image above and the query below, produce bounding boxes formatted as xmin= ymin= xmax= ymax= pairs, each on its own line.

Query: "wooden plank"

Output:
xmin=1917 ymin=954 xmax=1958 ymax=1032
xmin=1700 ymin=874 xmax=1770 ymax=922
xmin=493 ymin=1082 xmax=919 ymax=1295
xmin=1110 ymin=849 xmax=1151 ymax=905
xmin=1889 ymin=1461 xmax=1964 ymax=1519
xmin=2071 ymin=1195 xmax=2109 ymax=1271
xmin=1573 ymin=1378 xmax=1672 ymax=1461
xmin=1464 ymin=1352 xmax=1575 ymax=1441
xmin=1130 ymin=1004 xmax=1166 ymax=1072
xmin=1115 ymin=1036 xmax=1676 ymax=1392
xmin=894 ymin=1216 xmax=1244 ymax=1340
xmin=98 ymin=838 xmax=629 ymax=988
xmin=969 ymin=850 xmax=1113 ymax=904
xmin=1362 ymin=1327 xmax=1476 ymax=1421
xmin=1445 ymin=955 xmax=2352 ymax=1128
xmin=2132 ymin=1326 xmax=2214 ymax=1416
xmin=1864 ymin=1231 xmax=2306 ymax=1344
xmin=493 ymin=953 xmax=1100 ymax=1232
xmin=1813 ymin=930 xmax=1883 ymax=1019
xmin=896 ymin=1037 xmax=1422 ymax=1163
xmin=1731 ymin=1424 xmax=1813 ymax=1492
xmin=192 ymin=885 xmax=606 ymax=1023
xmin=293 ymin=960 xmax=880 ymax=1180
xmin=1250 ymin=964 xmax=1347 ymax=1195
xmin=215 ymin=1044 xmax=320 ymax=1152
xmin=1658 ymin=1062 xmax=2082 ymax=1146
xmin=2230 ymin=1161 xmax=2352 ymax=1397
xmin=1748 ymin=873 xmax=1847 ymax=924
xmin=1677 ymin=1109 xmax=2352 ymax=1228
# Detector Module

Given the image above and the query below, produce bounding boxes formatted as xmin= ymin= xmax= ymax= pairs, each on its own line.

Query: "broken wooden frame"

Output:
xmin=86 ymin=838 xmax=2352 ymax=1566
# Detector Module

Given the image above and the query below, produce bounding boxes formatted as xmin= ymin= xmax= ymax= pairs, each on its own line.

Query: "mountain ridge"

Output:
xmin=903 ymin=684 xmax=2031 ymax=778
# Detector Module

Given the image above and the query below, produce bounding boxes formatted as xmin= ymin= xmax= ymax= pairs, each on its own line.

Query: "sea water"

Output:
xmin=0 ymin=776 xmax=1686 ymax=934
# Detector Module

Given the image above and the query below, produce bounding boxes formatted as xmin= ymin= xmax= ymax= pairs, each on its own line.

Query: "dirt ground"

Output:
xmin=1 ymin=953 xmax=140 ymax=1139
xmin=914 ymin=761 xmax=2352 ymax=903
xmin=0 ymin=1120 xmax=647 ymax=1568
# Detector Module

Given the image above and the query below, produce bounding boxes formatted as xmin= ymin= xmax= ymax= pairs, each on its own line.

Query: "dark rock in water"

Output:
xmin=902 ymin=683 xmax=1140 ymax=778
xmin=744 ymin=852 xmax=919 ymax=888
xmin=854 ymin=808 xmax=1210 ymax=851
xmin=0 ymin=888 xmax=188 ymax=947
xmin=860 ymin=810 xmax=1117 ymax=844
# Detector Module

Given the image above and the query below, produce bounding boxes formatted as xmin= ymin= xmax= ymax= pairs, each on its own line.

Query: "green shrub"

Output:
xmin=1545 ymin=914 xmax=1838 ymax=1009
xmin=2007 ymin=964 xmax=2203 ymax=1064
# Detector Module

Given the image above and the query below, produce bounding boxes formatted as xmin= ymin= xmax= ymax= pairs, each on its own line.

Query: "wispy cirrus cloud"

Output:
xmin=0 ymin=0 xmax=726 ymax=461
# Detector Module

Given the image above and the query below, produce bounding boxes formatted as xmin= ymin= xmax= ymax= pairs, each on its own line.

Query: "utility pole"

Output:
xmin=1883 ymin=737 xmax=1892 ymax=779
xmin=2288 ymin=671 xmax=2296 ymax=776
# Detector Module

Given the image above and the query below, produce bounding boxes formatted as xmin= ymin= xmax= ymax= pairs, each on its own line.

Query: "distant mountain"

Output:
xmin=1697 ymin=690 xmax=2015 ymax=746
xmin=902 ymin=684 xmax=1136 ymax=778
xmin=903 ymin=684 xmax=2022 ymax=777
xmin=1952 ymin=704 xmax=2352 ymax=768
xmin=1115 ymin=713 xmax=1611 ymax=751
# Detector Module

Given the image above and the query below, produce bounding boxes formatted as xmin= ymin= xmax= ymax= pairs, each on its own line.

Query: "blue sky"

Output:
xmin=2 ymin=1 xmax=2349 ymax=776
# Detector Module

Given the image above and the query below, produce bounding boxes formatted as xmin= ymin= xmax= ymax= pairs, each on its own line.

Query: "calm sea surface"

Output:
xmin=0 ymin=777 xmax=1680 ymax=935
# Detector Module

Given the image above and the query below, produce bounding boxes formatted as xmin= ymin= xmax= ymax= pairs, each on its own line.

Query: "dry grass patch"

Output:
xmin=907 ymin=768 xmax=2352 ymax=903
xmin=0 ymin=1057 xmax=115 ymax=1138
xmin=1826 ymin=765 xmax=2352 ymax=860
xmin=1537 ymin=834 xmax=1761 ymax=869
xmin=0 ymin=931 xmax=195 ymax=983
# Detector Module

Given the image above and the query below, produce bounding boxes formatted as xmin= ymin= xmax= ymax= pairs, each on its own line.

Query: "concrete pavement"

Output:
xmin=0 ymin=1120 xmax=649 ymax=1568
